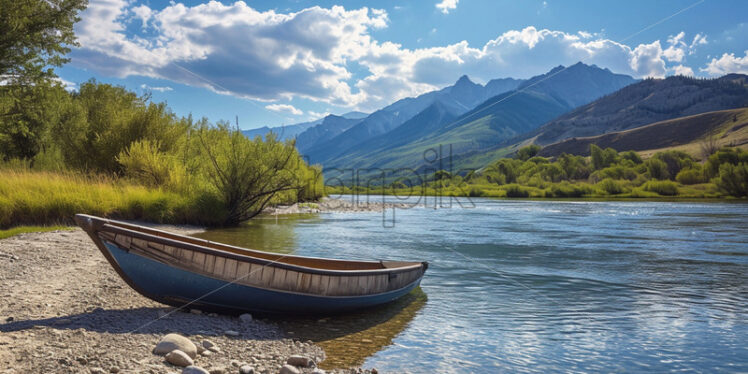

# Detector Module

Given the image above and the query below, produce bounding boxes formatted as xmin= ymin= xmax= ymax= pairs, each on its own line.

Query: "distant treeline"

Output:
xmin=328 ymin=144 xmax=748 ymax=199
xmin=0 ymin=80 xmax=324 ymax=227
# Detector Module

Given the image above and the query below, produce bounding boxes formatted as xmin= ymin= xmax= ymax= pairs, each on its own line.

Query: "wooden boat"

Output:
xmin=74 ymin=214 xmax=428 ymax=314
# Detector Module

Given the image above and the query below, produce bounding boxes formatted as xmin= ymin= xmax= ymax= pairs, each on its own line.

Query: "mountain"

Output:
xmin=516 ymin=62 xmax=636 ymax=108
xmin=242 ymin=121 xmax=318 ymax=142
xmin=538 ymin=108 xmax=748 ymax=159
xmin=321 ymin=62 xmax=636 ymax=173
xmin=242 ymin=111 xmax=368 ymax=142
xmin=302 ymin=75 xmax=524 ymax=163
xmin=295 ymin=115 xmax=364 ymax=152
xmin=527 ymin=74 xmax=748 ymax=146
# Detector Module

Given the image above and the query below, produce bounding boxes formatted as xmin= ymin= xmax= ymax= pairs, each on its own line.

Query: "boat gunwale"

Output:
xmin=76 ymin=214 xmax=426 ymax=277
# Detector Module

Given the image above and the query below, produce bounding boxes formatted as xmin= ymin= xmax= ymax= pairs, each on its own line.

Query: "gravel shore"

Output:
xmin=0 ymin=228 xmax=378 ymax=374
xmin=265 ymin=197 xmax=414 ymax=215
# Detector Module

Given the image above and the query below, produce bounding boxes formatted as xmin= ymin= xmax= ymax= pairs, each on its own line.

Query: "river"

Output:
xmin=194 ymin=196 xmax=748 ymax=373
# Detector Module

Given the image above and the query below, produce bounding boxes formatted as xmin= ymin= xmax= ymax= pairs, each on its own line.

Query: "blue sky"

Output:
xmin=58 ymin=0 xmax=748 ymax=130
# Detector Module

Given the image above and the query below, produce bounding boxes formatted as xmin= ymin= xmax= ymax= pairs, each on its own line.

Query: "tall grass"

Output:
xmin=0 ymin=169 xmax=225 ymax=228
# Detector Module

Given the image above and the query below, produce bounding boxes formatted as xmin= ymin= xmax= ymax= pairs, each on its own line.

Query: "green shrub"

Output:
xmin=645 ymin=158 xmax=670 ymax=180
xmin=643 ymin=180 xmax=679 ymax=196
xmin=675 ymin=168 xmax=705 ymax=185
xmin=550 ymin=182 xmax=590 ymax=197
xmin=516 ymin=145 xmax=541 ymax=161
xmin=503 ymin=184 xmax=530 ymax=198
xmin=596 ymin=178 xmax=624 ymax=195
xmin=716 ymin=162 xmax=748 ymax=197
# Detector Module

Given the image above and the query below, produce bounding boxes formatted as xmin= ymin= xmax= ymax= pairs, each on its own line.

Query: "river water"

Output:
xmin=194 ymin=197 xmax=748 ymax=373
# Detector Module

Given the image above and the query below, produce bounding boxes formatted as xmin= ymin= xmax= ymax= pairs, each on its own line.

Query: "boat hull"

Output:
xmin=75 ymin=214 xmax=427 ymax=315
xmin=104 ymin=241 xmax=422 ymax=314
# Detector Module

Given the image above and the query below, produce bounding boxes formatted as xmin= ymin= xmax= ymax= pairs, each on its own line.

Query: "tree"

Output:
xmin=590 ymin=144 xmax=619 ymax=170
xmin=516 ymin=144 xmax=541 ymax=161
xmin=0 ymin=0 xmax=87 ymax=85
xmin=197 ymin=124 xmax=305 ymax=225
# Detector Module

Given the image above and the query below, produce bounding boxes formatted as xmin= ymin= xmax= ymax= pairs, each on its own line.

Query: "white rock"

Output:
xmin=278 ymin=365 xmax=300 ymax=374
xmin=286 ymin=356 xmax=313 ymax=368
xmin=182 ymin=366 xmax=209 ymax=374
xmin=311 ymin=369 xmax=325 ymax=374
xmin=202 ymin=340 xmax=220 ymax=352
xmin=239 ymin=365 xmax=255 ymax=374
xmin=154 ymin=334 xmax=198 ymax=358
xmin=239 ymin=313 xmax=253 ymax=323
xmin=165 ymin=350 xmax=194 ymax=367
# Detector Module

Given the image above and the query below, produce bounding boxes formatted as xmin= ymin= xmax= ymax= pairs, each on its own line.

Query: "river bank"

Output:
xmin=0 ymin=227 xmax=378 ymax=374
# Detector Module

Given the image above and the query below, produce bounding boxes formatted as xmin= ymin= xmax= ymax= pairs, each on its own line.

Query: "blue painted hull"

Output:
xmin=104 ymin=242 xmax=422 ymax=314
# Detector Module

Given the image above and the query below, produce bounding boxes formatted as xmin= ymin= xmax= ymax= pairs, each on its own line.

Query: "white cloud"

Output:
xmin=54 ymin=77 xmax=78 ymax=91
xmin=435 ymin=0 xmax=458 ymax=14
xmin=131 ymin=5 xmax=152 ymax=28
xmin=702 ymin=51 xmax=748 ymax=75
xmin=140 ymin=83 xmax=173 ymax=92
xmin=671 ymin=64 xmax=694 ymax=76
xmin=265 ymin=104 xmax=303 ymax=115
xmin=690 ymin=33 xmax=707 ymax=49
xmin=307 ymin=111 xmax=330 ymax=119
xmin=72 ymin=1 xmax=696 ymax=111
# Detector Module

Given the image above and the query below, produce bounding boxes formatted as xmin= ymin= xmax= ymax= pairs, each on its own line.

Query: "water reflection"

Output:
xmin=194 ymin=213 xmax=427 ymax=369
xmin=192 ymin=214 xmax=317 ymax=254
xmin=273 ymin=288 xmax=427 ymax=369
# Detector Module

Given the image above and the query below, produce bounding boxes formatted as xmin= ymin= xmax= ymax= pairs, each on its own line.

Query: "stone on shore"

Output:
xmin=239 ymin=365 xmax=255 ymax=374
xmin=165 ymin=350 xmax=194 ymax=367
xmin=202 ymin=339 xmax=220 ymax=352
xmin=154 ymin=334 xmax=198 ymax=358
xmin=279 ymin=365 xmax=300 ymax=374
xmin=286 ymin=355 xmax=313 ymax=367
xmin=239 ymin=313 xmax=253 ymax=323
xmin=182 ymin=366 xmax=210 ymax=374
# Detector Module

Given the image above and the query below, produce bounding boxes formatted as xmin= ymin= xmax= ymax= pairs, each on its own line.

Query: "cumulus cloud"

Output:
xmin=265 ymin=104 xmax=304 ymax=115
xmin=671 ymin=64 xmax=695 ymax=76
xmin=702 ymin=51 xmax=748 ymax=75
xmin=435 ymin=0 xmax=459 ymax=14
xmin=72 ymin=1 xmax=694 ymax=111
xmin=140 ymin=83 xmax=172 ymax=92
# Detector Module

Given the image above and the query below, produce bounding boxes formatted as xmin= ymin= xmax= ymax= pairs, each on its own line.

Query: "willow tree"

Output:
xmin=197 ymin=123 xmax=307 ymax=225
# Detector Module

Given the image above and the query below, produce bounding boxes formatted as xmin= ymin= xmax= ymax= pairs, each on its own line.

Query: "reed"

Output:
xmin=0 ymin=169 xmax=225 ymax=228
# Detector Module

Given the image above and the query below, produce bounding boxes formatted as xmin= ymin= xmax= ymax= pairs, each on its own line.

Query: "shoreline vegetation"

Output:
xmin=326 ymin=145 xmax=748 ymax=200
xmin=1 ymin=144 xmax=747 ymax=231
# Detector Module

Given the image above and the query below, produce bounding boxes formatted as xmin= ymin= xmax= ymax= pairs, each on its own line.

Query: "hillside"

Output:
xmin=530 ymin=74 xmax=748 ymax=146
xmin=295 ymin=115 xmax=363 ymax=152
xmin=242 ymin=120 xmax=318 ymax=141
xmin=539 ymin=108 xmax=748 ymax=159
xmin=242 ymin=111 xmax=367 ymax=142
xmin=322 ymin=62 xmax=636 ymax=173
xmin=303 ymin=75 xmax=524 ymax=163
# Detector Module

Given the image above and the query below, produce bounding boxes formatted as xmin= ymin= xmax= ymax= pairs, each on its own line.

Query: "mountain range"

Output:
xmin=244 ymin=63 xmax=748 ymax=177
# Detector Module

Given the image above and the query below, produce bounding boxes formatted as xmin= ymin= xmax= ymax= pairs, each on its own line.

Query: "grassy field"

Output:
xmin=0 ymin=169 xmax=226 ymax=228
xmin=0 ymin=225 xmax=74 ymax=240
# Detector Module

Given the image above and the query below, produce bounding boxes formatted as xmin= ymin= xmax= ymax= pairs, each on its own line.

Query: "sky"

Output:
xmin=57 ymin=0 xmax=748 ymax=130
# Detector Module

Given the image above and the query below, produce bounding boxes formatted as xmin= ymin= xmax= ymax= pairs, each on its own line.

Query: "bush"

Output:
xmin=645 ymin=158 xmax=670 ymax=180
xmin=503 ymin=184 xmax=530 ymax=198
xmin=597 ymin=178 xmax=624 ymax=195
xmin=550 ymin=182 xmax=590 ymax=197
xmin=675 ymin=168 xmax=704 ymax=185
xmin=705 ymin=148 xmax=748 ymax=179
xmin=516 ymin=145 xmax=541 ymax=161
xmin=716 ymin=162 xmax=748 ymax=197
xmin=642 ymin=180 xmax=679 ymax=196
